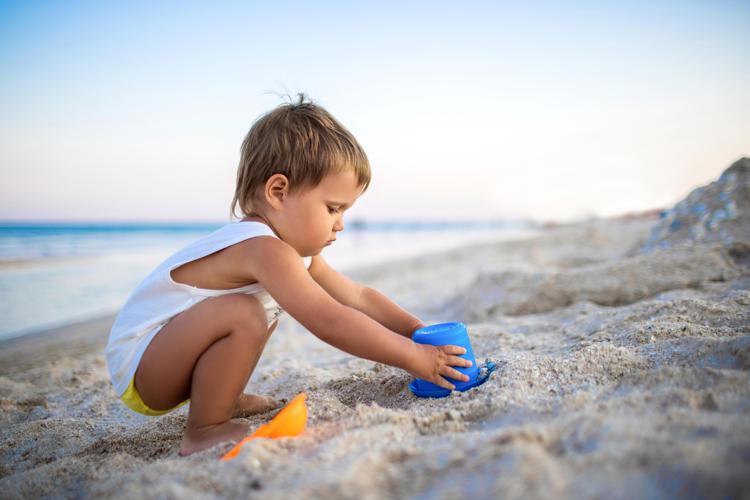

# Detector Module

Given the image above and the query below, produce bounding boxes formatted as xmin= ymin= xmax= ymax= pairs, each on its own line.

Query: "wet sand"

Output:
xmin=1 ymin=161 xmax=749 ymax=499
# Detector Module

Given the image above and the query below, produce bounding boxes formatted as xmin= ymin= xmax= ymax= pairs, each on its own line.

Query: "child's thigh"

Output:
xmin=135 ymin=293 xmax=270 ymax=408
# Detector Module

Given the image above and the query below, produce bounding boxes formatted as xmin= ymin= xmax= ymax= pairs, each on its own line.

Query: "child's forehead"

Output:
xmin=314 ymin=170 xmax=363 ymax=196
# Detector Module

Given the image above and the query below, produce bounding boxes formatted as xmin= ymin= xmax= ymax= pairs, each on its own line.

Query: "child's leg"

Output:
xmin=134 ymin=293 xmax=275 ymax=456
xmin=232 ymin=318 xmax=280 ymax=417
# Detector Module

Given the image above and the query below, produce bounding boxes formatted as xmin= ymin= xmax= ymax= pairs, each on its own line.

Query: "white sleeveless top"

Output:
xmin=104 ymin=220 xmax=312 ymax=397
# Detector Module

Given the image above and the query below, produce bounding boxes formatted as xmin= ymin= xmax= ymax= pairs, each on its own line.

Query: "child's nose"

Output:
xmin=333 ymin=217 xmax=344 ymax=232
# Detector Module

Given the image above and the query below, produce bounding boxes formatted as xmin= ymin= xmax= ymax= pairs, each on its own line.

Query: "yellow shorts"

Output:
xmin=120 ymin=376 xmax=189 ymax=416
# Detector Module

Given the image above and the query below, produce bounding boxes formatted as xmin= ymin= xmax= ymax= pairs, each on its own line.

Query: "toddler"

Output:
xmin=104 ymin=94 xmax=472 ymax=456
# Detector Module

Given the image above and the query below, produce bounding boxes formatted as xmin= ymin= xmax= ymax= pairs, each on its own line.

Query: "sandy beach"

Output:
xmin=1 ymin=160 xmax=749 ymax=499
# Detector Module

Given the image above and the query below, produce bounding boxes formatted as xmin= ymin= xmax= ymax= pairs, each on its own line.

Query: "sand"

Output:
xmin=1 ymin=160 xmax=749 ymax=499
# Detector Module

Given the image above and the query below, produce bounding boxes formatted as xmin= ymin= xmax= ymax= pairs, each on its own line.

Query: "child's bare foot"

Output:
xmin=231 ymin=393 xmax=281 ymax=418
xmin=179 ymin=420 xmax=249 ymax=457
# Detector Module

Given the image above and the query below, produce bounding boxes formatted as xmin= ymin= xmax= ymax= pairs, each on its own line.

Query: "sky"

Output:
xmin=1 ymin=0 xmax=748 ymax=223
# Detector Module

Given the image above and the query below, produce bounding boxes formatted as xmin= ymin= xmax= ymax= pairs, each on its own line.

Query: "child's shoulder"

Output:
xmin=221 ymin=225 xmax=315 ymax=277
xmin=222 ymin=229 xmax=288 ymax=264
xmin=169 ymin=221 xmax=299 ymax=290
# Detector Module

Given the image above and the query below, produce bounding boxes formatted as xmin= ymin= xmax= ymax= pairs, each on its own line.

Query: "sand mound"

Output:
xmin=451 ymin=242 xmax=748 ymax=319
xmin=637 ymin=157 xmax=750 ymax=254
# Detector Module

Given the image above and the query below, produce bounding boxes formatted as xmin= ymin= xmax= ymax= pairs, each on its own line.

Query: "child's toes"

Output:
xmin=232 ymin=393 xmax=280 ymax=418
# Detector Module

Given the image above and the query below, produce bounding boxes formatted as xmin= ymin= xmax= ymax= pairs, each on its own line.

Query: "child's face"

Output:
xmin=278 ymin=169 xmax=363 ymax=257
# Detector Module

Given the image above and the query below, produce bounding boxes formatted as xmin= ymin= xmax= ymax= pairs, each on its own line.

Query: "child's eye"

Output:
xmin=327 ymin=206 xmax=340 ymax=214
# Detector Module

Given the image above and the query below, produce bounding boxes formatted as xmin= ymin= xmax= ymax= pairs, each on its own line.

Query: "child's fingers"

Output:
xmin=434 ymin=375 xmax=456 ymax=391
xmin=440 ymin=345 xmax=467 ymax=356
xmin=440 ymin=366 xmax=470 ymax=382
xmin=446 ymin=355 xmax=472 ymax=368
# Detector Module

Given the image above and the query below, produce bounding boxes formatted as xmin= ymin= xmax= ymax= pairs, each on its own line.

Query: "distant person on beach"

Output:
xmin=104 ymin=94 xmax=473 ymax=456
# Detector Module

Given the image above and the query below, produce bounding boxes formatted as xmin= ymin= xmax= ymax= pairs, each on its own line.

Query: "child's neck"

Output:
xmin=241 ymin=212 xmax=266 ymax=223
xmin=240 ymin=213 xmax=282 ymax=239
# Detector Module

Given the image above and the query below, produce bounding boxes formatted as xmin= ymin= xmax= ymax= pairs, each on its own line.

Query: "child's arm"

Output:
xmin=307 ymin=255 xmax=426 ymax=338
xmin=236 ymin=237 xmax=470 ymax=390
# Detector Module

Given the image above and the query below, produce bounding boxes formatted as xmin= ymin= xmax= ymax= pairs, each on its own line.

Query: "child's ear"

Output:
xmin=265 ymin=174 xmax=289 ymax=209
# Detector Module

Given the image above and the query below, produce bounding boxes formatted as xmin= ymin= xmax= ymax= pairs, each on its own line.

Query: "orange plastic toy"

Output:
xmin=221 ymin=392 xmax=308 ymax=461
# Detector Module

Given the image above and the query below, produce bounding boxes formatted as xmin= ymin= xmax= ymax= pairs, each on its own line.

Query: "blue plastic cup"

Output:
xmin=410 ymin=322 xmax=479 ymax=397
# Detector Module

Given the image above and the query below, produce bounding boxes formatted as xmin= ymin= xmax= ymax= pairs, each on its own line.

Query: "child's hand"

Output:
xmin=408 ymin=343 xmax=474 ymax=391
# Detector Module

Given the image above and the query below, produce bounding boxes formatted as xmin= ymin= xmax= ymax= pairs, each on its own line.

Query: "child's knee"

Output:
xmin=220 ymin=294 xmax=269 ymax=336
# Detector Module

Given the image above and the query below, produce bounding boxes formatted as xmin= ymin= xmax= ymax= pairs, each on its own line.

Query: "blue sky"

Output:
xmin=1 ymin=1 xmax=748 ymax=222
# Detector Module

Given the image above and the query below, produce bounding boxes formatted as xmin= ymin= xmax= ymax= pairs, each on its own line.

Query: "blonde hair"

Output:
xmin=230 ymin=93 xmax=371 ymax=219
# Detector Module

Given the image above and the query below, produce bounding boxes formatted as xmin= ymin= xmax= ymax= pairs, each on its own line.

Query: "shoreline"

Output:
xmin=0 ymin=314 xmax=115 ymax=377
xmin=0 ymin=223 xmax=555 ymax=351
xmin=0 ymin=224 xmax=543 ymax=342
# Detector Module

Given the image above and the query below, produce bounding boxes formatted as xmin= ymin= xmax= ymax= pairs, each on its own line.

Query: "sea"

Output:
xmin=0 ymin=220 xmax=540 ymax=342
